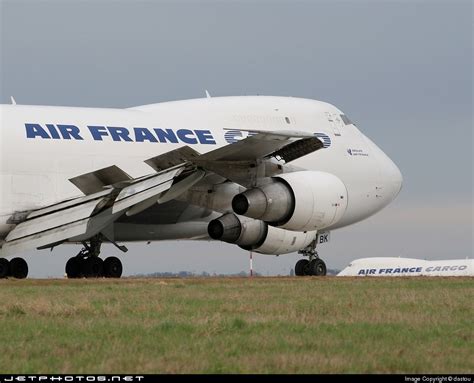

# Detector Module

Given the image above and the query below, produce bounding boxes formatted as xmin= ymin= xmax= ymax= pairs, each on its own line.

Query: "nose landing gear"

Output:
xmin=294 ymin=239 xmax=327 ymax=276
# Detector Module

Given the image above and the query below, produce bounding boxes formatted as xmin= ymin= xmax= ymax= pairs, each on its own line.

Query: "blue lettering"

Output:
xmin=393 ymin=268 xmax=401 ymax=273
xmin=415 ymin=267 xmax=422 ymax=272
xmin=369 ymin=269 xmax=376 ymax=275
xmin=25 ymin=123 xmax=50 ymax=139
xmin=386 ymin=268 xmax=393 ymax=274
xmin=25 ymin=123 xmax=219 ymax=145
xmin=358 ymin=269 xmax=366 ymax=275
xmin=45 ymin=124 xmax=61 ymax=139
xmin=401 ymin=268 xmax=409 ymax=273
xmin=108 ymin=127 xmax=132 ymax=142
xmin=57 ymin=125 xmax=83 ymax=140
xmin=154 ymin=128 xmax=178 ymax=143
xmin=459 ymin=265 xmax=467 ymax=270
xmin=379 ymin=269 xmax=385 ymax=274
xmin=195 ymin=130 xmax=216 ymax=145
xmin=134 ymin=127 xmax=158 ymax=143
xmin=176 ymin=129 xmax=198 ymax=144
xmin=88 ymin=126 xmax=109 ymax=141
xmin=409 ymin=267 xmax=417 ymax=272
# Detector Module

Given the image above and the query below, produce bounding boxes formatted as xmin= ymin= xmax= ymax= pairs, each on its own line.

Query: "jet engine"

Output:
xmin=208 ymin=213 xmax=316 ymax=255
xmin=232 ymin=171 xmax=348 ymax=231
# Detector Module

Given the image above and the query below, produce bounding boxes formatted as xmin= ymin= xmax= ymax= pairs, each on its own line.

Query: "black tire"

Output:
xmin=308 ymin=259 xmax=327 ymax=276
xmin=103 ymin=256 xmax=122 ymax=278
xmin=83 ymin=257 xmax=103 ymax=278
xmin=9 ymin=258 xmax=28 ymax=279
xmin=66 ymin=257 xmax=81 ymax=278
xmin=0 ymin=258 xmax=9 ymax=279
xmin=295 ymin=259 xmax=310 ymax=276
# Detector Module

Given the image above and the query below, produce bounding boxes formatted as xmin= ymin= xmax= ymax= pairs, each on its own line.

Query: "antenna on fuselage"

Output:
xmin=205 ymin=90 xmax=211 ymax=99
xmin=10 ymin=96 xmax=17 ymax=105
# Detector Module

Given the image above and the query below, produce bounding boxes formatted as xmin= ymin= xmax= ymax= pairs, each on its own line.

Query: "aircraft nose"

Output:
xmin=389 ymin=159 xmax=403 ymax=200
xmin=396 ymin=164 xmax=403 ymax=193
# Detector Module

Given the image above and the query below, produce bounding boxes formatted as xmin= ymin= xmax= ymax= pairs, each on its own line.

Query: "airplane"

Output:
xmin=337 ymin=257 xmax=474 ymax=277
xmin=0 ymin=96 xmax=403 ymax=279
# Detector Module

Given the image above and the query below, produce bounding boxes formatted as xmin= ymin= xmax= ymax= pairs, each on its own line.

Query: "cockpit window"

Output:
xmin=340 ymin=114 xmax=354 ymax=125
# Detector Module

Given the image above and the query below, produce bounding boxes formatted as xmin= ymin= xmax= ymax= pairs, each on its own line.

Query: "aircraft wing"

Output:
xmin=198 ymin=129 xmax=322 ymax=162
xmin=141 ymin=130 xmax=324 ymax=187
xmin=1 ymin=164 xmax=193 ymax=255
xmin=1 ymin=130 xmax=323 ymax=255
xmin=192 ymin=129 xmax=324 ymax=186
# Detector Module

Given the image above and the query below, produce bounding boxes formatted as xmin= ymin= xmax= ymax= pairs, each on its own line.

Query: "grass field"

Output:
xmin=0 ymin=277 xmax=472 ymax=374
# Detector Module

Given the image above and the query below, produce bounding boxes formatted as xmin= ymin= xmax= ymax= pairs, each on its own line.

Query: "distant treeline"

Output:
xmin=131 ymin=271 xmax=262 ymax=278
xmin=131 ymin=269 xmax=341 ymax=278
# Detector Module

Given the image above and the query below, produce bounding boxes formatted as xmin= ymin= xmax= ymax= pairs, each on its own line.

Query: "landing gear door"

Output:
xmin=325 ymin=112 xmax=343 ymax=137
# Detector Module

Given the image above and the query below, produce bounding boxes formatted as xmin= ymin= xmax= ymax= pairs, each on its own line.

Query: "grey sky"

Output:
xmin=1 ymin=0 xmax=472 ymax=277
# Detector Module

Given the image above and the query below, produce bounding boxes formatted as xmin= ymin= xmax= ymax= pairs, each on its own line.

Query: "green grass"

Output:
xmin=0 ymin=277 xmax=472 ymax=373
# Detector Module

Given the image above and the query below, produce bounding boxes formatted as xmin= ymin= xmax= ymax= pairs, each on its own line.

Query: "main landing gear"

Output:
xmin=0 ymin=257 xmax=29 ymax=279
xmin=65 ymin=236 xmax=124 ymax=279
xmin=294 ymin=239 xmax=327 ymax=276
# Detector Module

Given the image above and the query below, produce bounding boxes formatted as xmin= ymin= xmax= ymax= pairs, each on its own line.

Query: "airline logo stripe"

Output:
xmin=24 ymin=123 xmax=333 ymax=149
xmin=224 ymin=130 xmax=243 ymax=144
xmin=314 ymin=133 xmax=331 ymax=148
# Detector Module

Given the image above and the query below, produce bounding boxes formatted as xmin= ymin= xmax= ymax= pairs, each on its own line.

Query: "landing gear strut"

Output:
xmin=294 ymin=239 xmax=327 ymax=276
xmin=65 ymin=235 xmax=123 ymax=279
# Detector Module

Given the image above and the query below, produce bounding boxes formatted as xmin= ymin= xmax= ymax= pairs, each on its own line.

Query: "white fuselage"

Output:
xmin=0 ymin=96 xmax=402 ymax=240
xmin=338 ymin=257 xmax=474 ymax=277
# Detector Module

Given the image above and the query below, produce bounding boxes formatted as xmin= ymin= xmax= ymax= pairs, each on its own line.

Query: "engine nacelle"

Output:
xmin=232 ymin=171 xmax=348 ymax=231
xmin=208 ymin=213 xmax=317 ymax=255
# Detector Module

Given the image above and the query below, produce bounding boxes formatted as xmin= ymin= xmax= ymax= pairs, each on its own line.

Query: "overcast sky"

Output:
xmin=1 ymin=0 xmax=472 ymax=277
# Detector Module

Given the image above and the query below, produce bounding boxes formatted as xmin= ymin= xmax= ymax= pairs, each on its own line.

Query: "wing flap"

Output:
xmin=6 ymin=200 xmax=101 ymax=242
xmin=112 ymin=165 xmax=184 ymax=214
xmin=145 ymin=146 xmax=200 ymax=172
xmin=27 ymin=190 xmax=111 ymax=219
xmin=2 ymin=220 xmax=90 ymax=255
xmin=3 ymin=164 xmax=188 ymax=253
xmin=69 ymin=165 xmax=132 ymax=195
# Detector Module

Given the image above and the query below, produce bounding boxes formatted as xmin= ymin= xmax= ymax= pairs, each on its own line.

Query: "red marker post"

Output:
xmin=250 ymin=251 xmax=253 ymax=277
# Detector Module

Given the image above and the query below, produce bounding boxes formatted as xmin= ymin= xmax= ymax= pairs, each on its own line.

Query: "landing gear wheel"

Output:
xmin=295 ymin=259 xmax=309 ymax=276
xmin=66 ymin=257 xmax=82 ymax=279
xmin=0 ymin=258 xmax=9 ymax=279
xmin=10 ymin=258 xmax=28 ymax=279
xmin=103 ymin=257 xmax=122 ymax=278
xmin=308 ymin=259 xmax=327 ymax=276
xmin=82 ymin=257 xmax=103 ymax=278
